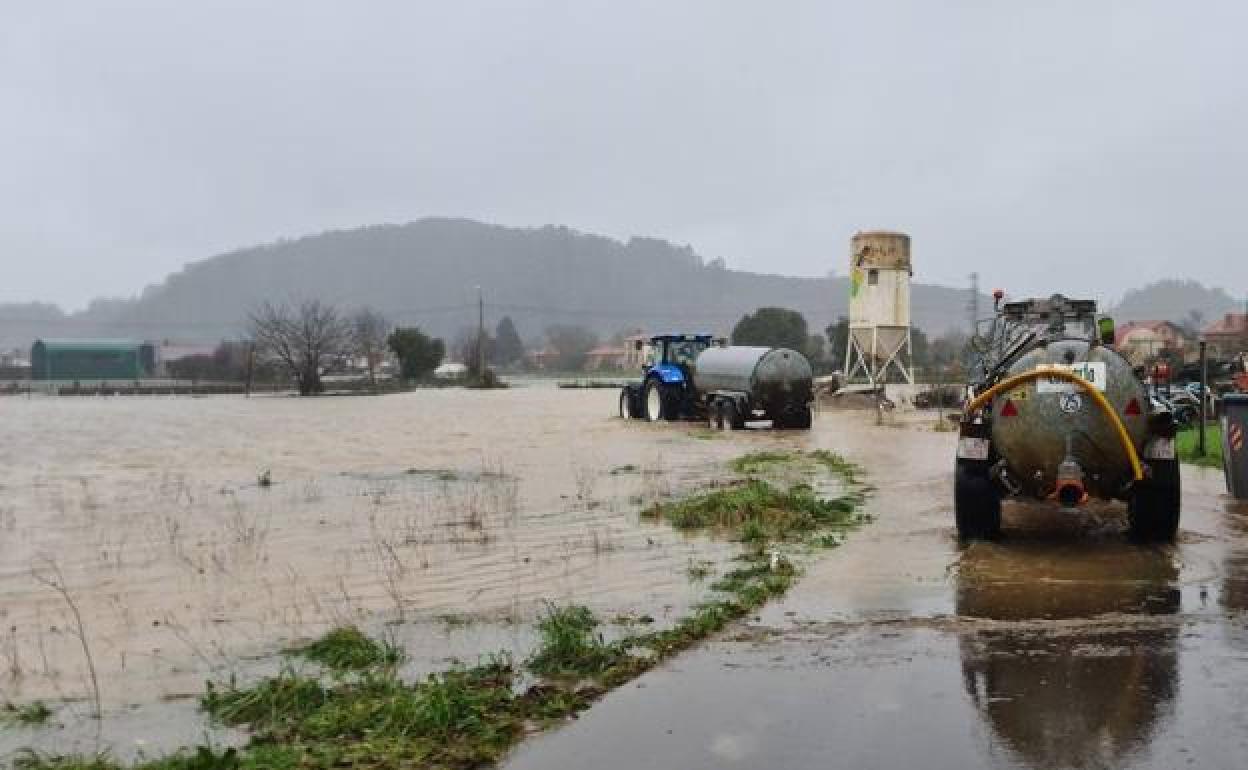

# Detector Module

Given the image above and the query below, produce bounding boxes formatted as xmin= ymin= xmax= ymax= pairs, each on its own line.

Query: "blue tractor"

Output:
xmin=619 ymin=334 xmax=815 ymax=430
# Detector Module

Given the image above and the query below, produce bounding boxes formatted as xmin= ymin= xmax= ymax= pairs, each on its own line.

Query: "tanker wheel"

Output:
xmin=1128 ymin=459 xmax=1181 ymax=543
xmin=707 ymin=399 xmax=723 ymax=430
xmin=619 ymin=389 xmax=633 ymax=419
xmin=955 ymin=463 xmax=1002 ymax=540
xmin=722 ymin=400 xmax=745 ymax=430
xmin=786 ymin=406 xmax=813 ymax=430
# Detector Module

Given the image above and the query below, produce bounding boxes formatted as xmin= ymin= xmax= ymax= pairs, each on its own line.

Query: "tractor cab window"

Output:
xmin=668 ymin=339 xmax=707 ymax=366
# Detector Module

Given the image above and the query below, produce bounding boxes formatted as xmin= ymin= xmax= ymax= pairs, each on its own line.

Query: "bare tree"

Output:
xmin=249 ymin=300 xmax=348 ymax=395
xmin=351 ymin=307 xmax=390 ymax=387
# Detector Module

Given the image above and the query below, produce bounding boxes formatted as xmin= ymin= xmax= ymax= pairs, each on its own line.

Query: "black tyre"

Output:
xmin=955 ymin=462 xmax=1002 ymax=540
xmin=1128 ymin=459 xmax=1181 ymax=542
xmin=783 ymin=406 xmax=813 ymax=430
xmin=707 ymin=398 xmax=723 ymax=430
xmin=721 ymin=399 xmax=741 ymax=430
xmin=619 ymin=388 xmax=633 ymax=419
xmin=643 ymin=379 xmax=678 ymax=422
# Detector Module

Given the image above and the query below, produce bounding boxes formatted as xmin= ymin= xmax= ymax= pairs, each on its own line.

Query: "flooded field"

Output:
xmin=0 ymin=384 xmax=832 ymax=760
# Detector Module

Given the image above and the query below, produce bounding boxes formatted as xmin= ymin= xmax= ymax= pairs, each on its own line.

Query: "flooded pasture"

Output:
xmin=0 ymin=385 xmax=820 ymax=760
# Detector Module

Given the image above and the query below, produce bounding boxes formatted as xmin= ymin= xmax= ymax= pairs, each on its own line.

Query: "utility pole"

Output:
xmin=1199 ymin=339 xmax=1208 ymax=457
xmin=476 ymin=285 xmax=486 ymax=381
xmin=245 ymin=341 xmax=255 ymax=398
xmin=967 ymin=272 xmax=980 ymax=336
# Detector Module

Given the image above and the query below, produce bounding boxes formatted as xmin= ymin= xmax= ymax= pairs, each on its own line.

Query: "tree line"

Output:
xmin=168 ymin=299 xmax=614 ymax=395
xmin=170 ymin=300 xmax=968 ymax=395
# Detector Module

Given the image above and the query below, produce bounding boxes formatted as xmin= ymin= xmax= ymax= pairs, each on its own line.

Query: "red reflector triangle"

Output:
xmin=1001 ymin=399 xmax=1018 ymax=417
xmin=1124 ymin=398 xmax=1141 ymax=416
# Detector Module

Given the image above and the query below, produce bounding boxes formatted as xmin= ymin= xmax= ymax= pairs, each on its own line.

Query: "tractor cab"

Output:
xmin=642 ymin=334 xmax=717 ymax=373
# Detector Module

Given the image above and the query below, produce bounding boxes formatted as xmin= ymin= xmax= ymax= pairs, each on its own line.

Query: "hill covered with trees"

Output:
xmin=1 ymin=219 xmax=979 ymax=349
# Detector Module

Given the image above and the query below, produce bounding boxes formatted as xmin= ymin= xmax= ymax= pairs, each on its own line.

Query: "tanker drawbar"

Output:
xmin=956 ymin=294 xmax=1180 ymax=542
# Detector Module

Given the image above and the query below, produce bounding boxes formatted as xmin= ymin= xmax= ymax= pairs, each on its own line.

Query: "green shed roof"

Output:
xmin=35 ymin=339 xmax=146 ymax=351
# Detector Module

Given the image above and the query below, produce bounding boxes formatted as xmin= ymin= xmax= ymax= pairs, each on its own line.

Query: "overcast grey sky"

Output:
xmin=3 ymin=1 xmax=1246 ymax=310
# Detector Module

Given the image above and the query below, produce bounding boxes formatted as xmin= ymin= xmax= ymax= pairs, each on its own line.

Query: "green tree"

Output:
xmin=492 ymin=316 xmax=525 ymax=366
xmin=825 ymin=316 xmax=850 ymax=371
xmin=387 ymin=327 xmax=445 ymax=381
xmin=545 ymin=324 xmax=599 ymax=371
xmin=732 ymin=307 xmax=809 ymax=351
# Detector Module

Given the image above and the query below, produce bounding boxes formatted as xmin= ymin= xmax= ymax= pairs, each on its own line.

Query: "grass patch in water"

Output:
xmin=641 ymin=479 xmax=857 ymax=542
xmin=1 ymin=701 xmax=52 ymax=727
xmin=285 ymin=626 xmax=404 ymax=672
xmin=526 ymin=603 xmax=625 ymax=678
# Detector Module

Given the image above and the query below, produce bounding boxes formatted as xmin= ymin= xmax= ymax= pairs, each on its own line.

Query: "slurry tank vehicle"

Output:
xmin=619 ymin=334 xmax=814 ymax=430
xmin=956 ymin=294 xmax=1180 ymax=541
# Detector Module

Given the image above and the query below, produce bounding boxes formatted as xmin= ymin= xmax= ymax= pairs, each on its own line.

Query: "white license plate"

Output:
xmin=1035 ymin=362 xmax=1108 ymax=393
xmin=958 ymin=437 xmax=992 ymax=460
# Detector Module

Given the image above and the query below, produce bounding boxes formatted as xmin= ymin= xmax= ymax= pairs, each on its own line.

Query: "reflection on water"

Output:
xmin=957 ymin=537 xmax=1180 ymax=769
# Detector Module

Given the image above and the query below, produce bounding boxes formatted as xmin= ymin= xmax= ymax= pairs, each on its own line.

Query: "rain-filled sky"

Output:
xmin=4 ymin=0 xmax=1247 ymax=310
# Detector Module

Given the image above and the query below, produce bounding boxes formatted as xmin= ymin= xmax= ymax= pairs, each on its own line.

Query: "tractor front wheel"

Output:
xmin=644 ymin=380 xmax=676 ymax=422
xmin=619 ymin=388 xmax=634 ymax=419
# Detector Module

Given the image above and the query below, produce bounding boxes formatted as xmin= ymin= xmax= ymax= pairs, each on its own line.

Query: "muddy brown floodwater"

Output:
xmin=0 ymin=385 xmax=826 ymax=760
xmin=505 ymin=410 xmax=1248 ymax=770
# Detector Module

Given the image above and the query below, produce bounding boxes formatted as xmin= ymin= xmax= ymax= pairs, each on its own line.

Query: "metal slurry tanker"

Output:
xmin=956 ymin=295 xmax=1180 ymax=541
xmin=620 ymin=334 xmax=814 ymax=430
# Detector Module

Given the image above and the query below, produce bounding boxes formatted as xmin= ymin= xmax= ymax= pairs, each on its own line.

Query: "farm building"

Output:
xmin=31 ymin=339 xmax=156 ymax=381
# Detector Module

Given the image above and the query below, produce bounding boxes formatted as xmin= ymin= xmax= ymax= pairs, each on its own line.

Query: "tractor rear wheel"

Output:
xmin=1128 ymin=459 xmax=1181 ymax=542
xmin=955 ymin=462 xmax=1002 ymax=540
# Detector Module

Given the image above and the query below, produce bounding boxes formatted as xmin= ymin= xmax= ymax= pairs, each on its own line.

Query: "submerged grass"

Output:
xmin=284 ymin=626 xmax=404 ymax=672
xmin=23 ymin=449 xmax=867 ymax=770
xmin=1 ymin=700 xmax=53 ymax=727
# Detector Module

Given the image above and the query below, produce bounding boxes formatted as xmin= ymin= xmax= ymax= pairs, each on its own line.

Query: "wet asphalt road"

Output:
xmin=504 ymin=413 xmax=1248 ymax=770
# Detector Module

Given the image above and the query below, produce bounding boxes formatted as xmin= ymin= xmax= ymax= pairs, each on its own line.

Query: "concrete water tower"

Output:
xmin=843 ymin=230 xmax=914 ymax=385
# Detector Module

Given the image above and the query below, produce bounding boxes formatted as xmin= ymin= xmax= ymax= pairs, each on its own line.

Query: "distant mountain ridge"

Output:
xmin=1 ymin=219 xmax=1236 ymax=350
xmin=0 ymin=218 xmax=976 ymax=349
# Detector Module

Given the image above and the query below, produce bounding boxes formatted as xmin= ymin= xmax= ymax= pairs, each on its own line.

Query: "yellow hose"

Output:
xmin=965 ymin=369 xmax=1145 ymax=482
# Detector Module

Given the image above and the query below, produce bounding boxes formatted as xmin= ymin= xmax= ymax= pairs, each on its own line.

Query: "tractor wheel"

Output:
xmin=644 ymin=380 xmax=674 ymax=422
xmin=619 ymin=388 xmax=633 ymax=419
xmin=955 ymin=462 xmax=1002 ymax=540
xmin=1128 ymin=459 xmax=1181 ymax=543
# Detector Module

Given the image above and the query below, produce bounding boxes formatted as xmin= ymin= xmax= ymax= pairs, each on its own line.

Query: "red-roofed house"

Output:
xmin=1202 ymin=313 xmax=1248 ymax=358
xmin=1114 ymin=320 xmax=1190 ymax=365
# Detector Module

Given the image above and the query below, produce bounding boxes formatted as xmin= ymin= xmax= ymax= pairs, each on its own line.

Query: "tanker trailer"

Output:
xmin=956 ymin=294 xmax=1180 ymax=542
xmin=619 ymin=334 xmax=814 ymax=430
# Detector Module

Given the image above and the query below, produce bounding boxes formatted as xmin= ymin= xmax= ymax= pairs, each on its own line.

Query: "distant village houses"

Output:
xmin=1202 ymin=312 xmax=1248 ymax=359
xmin=1114 ymin=321 xmax=1191 ymax=365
